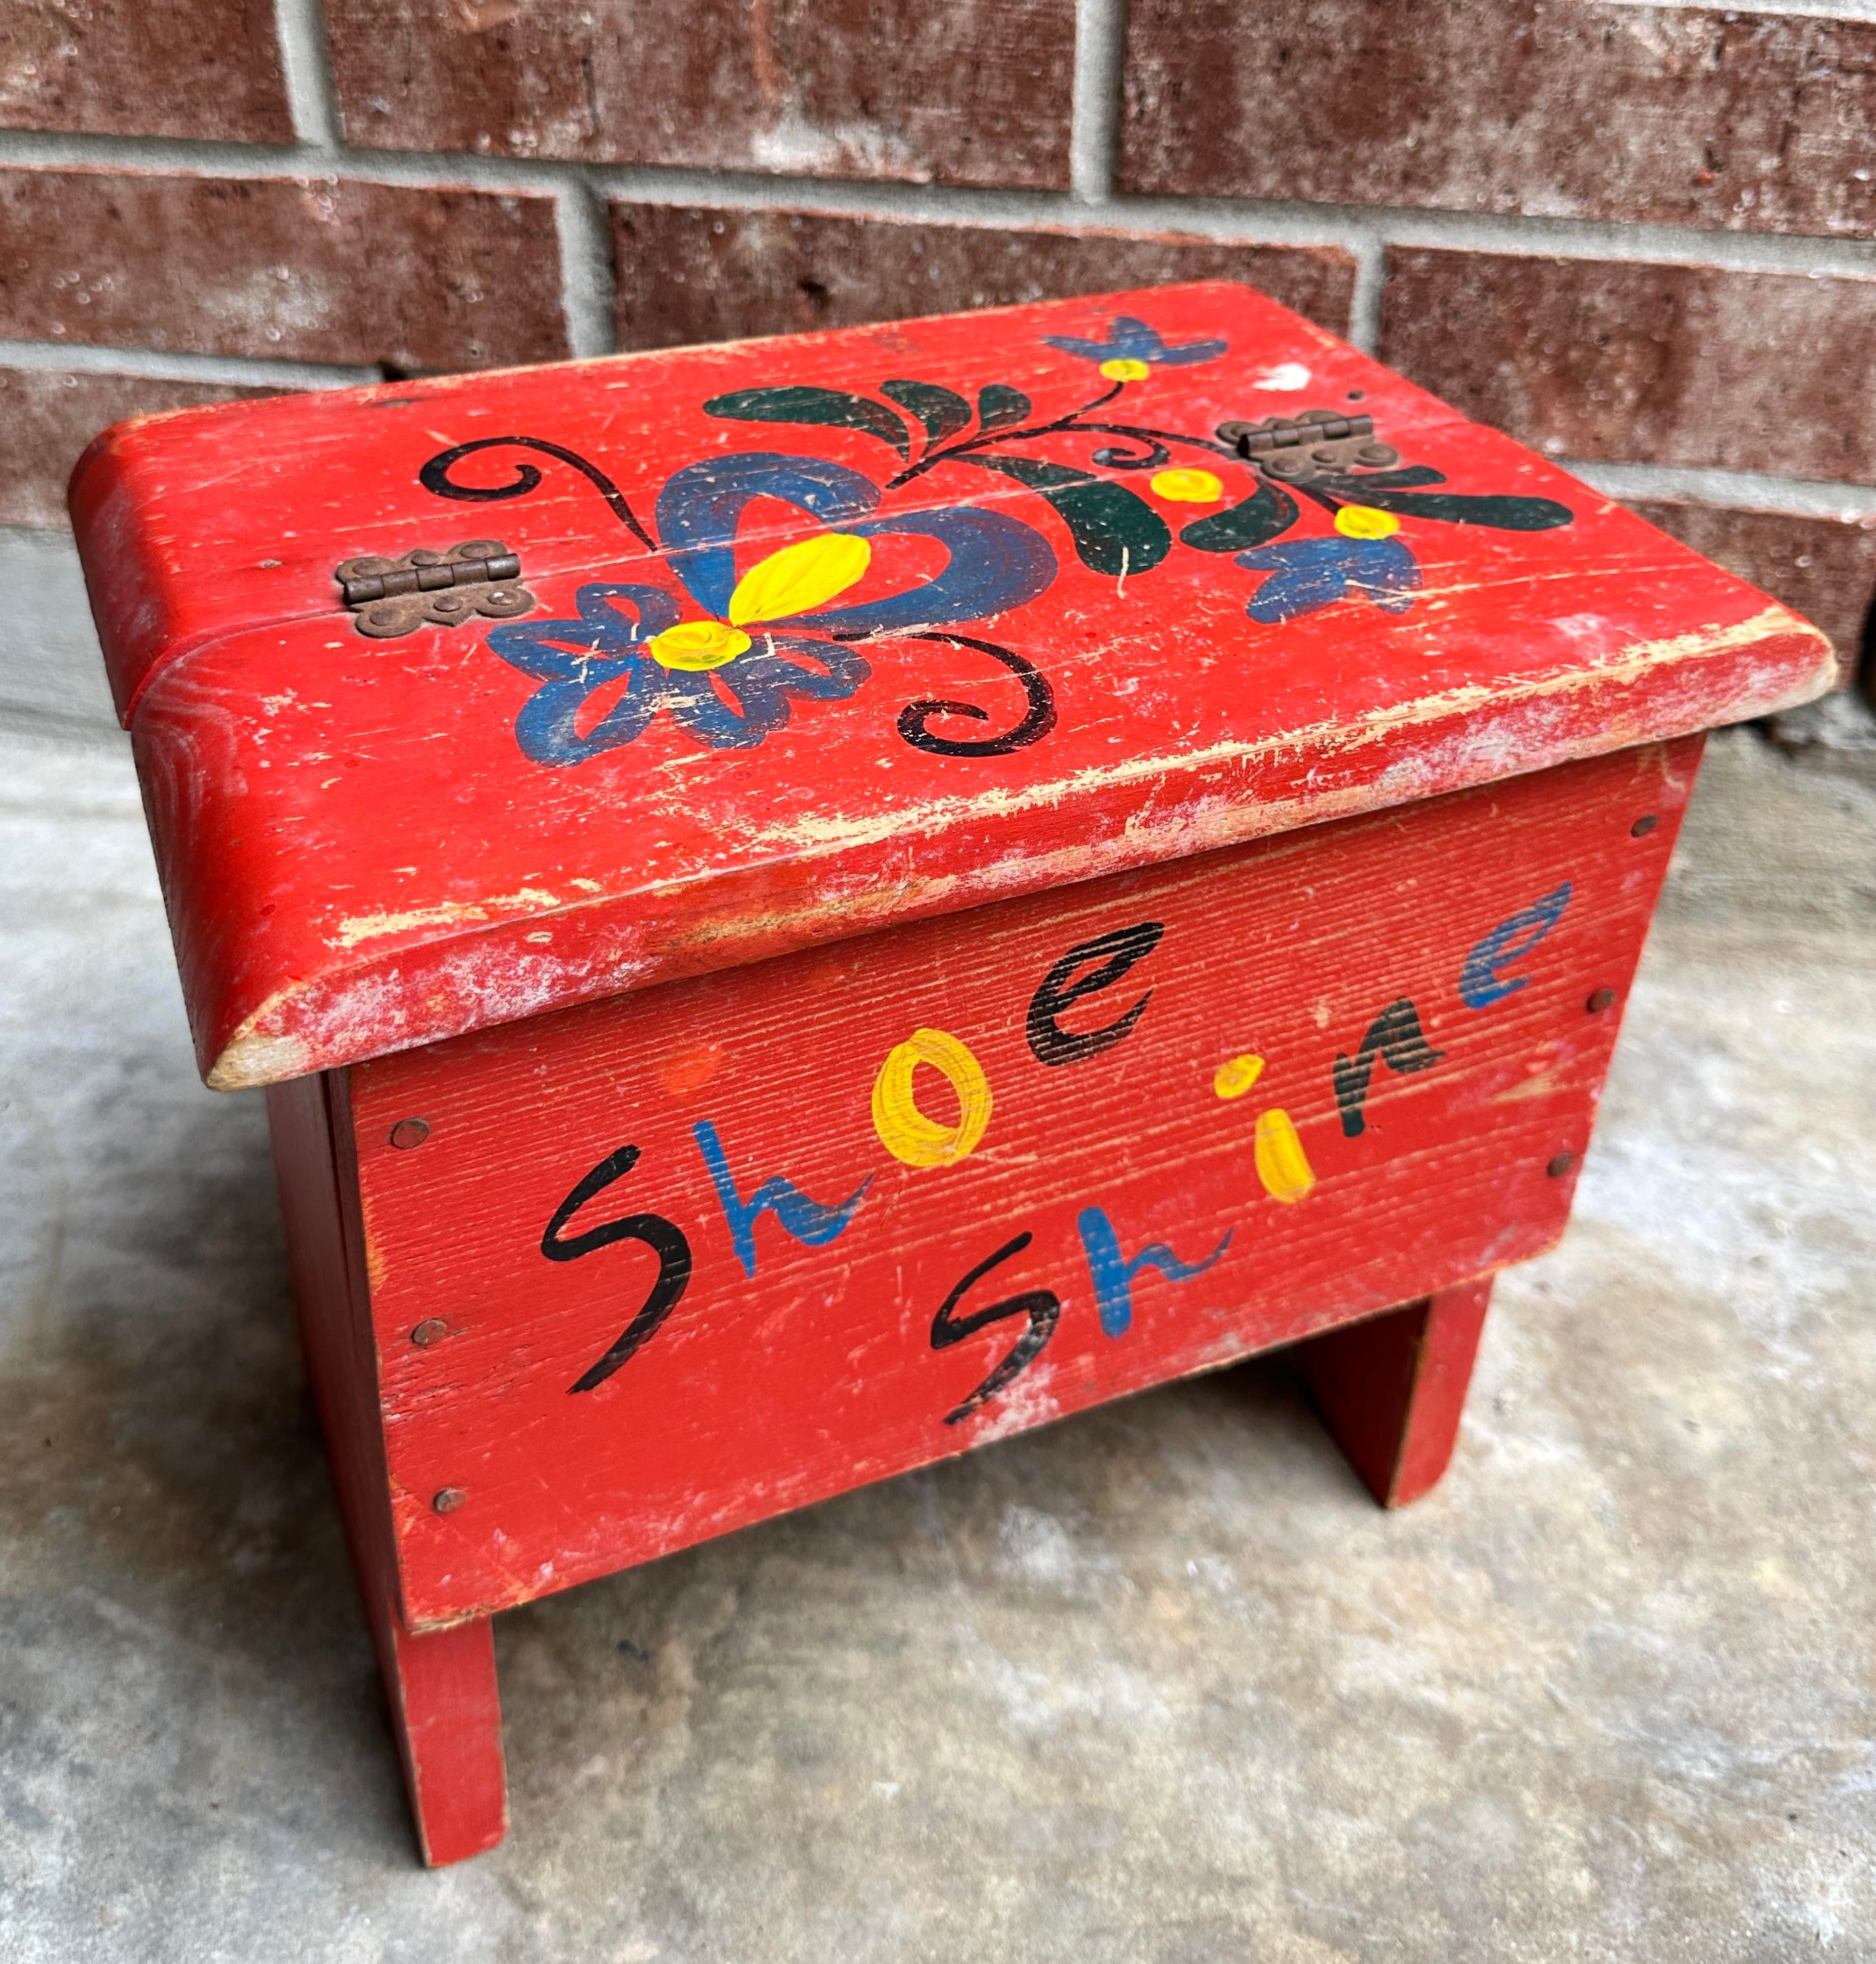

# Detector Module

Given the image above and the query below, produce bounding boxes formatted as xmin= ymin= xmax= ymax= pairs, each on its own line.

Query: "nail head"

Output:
xmin=389 ymin=1117 xmax=431 ymax=1150
xmin=1586 ymin=988 xmax=1616 ymax=1013
xmin=410 ymin=1318 xmax=448 ymax=1348
xmin=1546 ymin=1151 xmax=1577 ymax=1178
xmin=432 ymin=1487 xmax=466 ymax=1515
xmin=1630 ymin=814 xmax=1659 ymax=838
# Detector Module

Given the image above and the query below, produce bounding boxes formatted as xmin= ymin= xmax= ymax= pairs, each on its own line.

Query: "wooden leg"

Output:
xmin=267 ymin=1075 xmax=508 ymax=1865
xmin=1294 ymin=1277 xmax=1494 ymax=1508
xmin=367 ymin=1598 xmax=507 ymax=1867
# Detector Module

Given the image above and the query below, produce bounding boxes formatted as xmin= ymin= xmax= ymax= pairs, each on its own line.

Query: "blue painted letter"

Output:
xmin=1459 ymin=882 xmax=1572 ymax=1010
xmin=1077 ymin=1207 xmax=1233 ymax=1340
xmin=693 ymin=1120 xmax=872 ymax=1278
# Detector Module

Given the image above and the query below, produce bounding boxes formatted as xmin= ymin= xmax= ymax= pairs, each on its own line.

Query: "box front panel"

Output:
xmin=349 ymin=739 xmax=1697 ymax=1627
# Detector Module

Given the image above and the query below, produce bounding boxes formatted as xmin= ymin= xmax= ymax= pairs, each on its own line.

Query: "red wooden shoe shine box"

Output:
xmin=70 ymin=282 xmax=1833 ymax=1864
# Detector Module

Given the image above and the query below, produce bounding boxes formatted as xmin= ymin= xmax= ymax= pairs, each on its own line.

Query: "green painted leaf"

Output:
xmin=1310 ymin=469 xmax=1573 ymax=530
xmin=1320 ymin=466 xmax=1446 ymax=491
xmin=977 ymin=383 xmax=1032 ymax=433
xmin=1180 ymin=479 xmax=1299 ymax=553
xmin=961 ymin=455 xmax=1091 ymax=491
xmin=703 ymin=385 xmax=910 ymax=460
xmin=1323 ymin=485 xmax=1575 ymax=531
xmin=881 ymin=378 xmax=972 ymax=444
xmin=962 ymin=454 xmax=1172 ymax=578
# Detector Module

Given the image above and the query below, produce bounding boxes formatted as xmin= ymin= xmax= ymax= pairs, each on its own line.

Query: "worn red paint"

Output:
xmin=70 ymin=282 xmax=1829 ymax=1092
xmin=351 ymin=738 xmax=1690 ymax=1627
xmin=70 ymin=284 xmax=1834 ymax=1865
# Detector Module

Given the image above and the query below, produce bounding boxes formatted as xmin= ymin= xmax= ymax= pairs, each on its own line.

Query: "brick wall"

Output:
xmin=3 ymin=0 xmax=1872 ymax=685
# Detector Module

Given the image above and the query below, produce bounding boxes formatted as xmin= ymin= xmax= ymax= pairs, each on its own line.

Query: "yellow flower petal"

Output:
xmin=727 ymin=531 xmax=872 ymax=627
xmin=1100 ymin=357 xmax=1152 ymax=382
xmin=1151 ymin=468 xmax=1224 ymax=504
xmin=1334 ymin=504 xmax=1400 ymax=540
xmin=646 ymin=619 xmax=751 ymax=670
xmin=1213 ymin=1053 xmax=1265 ymax=1100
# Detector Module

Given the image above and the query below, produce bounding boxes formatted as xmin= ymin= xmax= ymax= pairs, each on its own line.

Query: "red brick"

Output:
xmin=611 ymin=205 xmax=1358 ymax=350
xmin=1625 ymin=499 xmax=1875 ymax=687
xmin=1378 ymin=250 xmax=1876 ymax=486
xmin=0 ymin=169 xmax=569 ymax=372
xmin=0 ymin=367 xmax=282 ymax=528
xmin=0 ymin=0 xmax=292 ymax=142
xmin=327 ymin=0 xmax=1075 ymax=190
xmin=1119 ymin=0 xmax=1876 ymax=240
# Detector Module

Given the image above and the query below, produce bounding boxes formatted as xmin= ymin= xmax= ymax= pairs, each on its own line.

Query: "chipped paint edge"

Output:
xmin=201 ymin=606 xmax=1833 ymax=1091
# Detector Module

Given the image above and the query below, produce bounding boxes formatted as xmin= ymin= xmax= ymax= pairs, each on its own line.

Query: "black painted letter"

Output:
xmin=1025 ymin=921 xmax=1165 ymax=1067
xmin=543 ymin=1143 xmax=693 ymax=1393
xmin=930 ymin=1231 xmax=1061 ymax=1424
xmin=1332 ymin=1000 xmax=1445 ymax=1139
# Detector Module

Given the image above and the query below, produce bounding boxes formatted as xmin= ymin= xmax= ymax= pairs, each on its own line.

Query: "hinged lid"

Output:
xmin=69 ymin=281 xmax=1833 ymax=1090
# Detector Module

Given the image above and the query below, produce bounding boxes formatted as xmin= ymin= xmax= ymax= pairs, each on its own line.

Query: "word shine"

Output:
xmin=540 ymin=882 xmax=1572 ymax=1413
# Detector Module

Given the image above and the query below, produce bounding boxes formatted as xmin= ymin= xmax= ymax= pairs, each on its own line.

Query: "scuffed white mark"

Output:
xmin=329 ymin=886 xmax=561 ymax=950
xmin=972 ymin=1363 xmax=1062 ymax=1444
xmin=210 ymin=922 xmax=660 ymax=1089
xmin=204 ymin=1028 xmax=309 ymax=1091
xmin=1253 ymin=361 xmax=1310 ymax=391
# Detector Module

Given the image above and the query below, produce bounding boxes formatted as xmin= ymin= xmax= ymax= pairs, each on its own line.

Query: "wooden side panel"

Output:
xmin=267 ymin=1077 xmax=401 ymax=1612
xmin=266 ymin=1077 xmax=507 ymax=1865
xmin=348 ymin=738 xmax=1700 ymax=1629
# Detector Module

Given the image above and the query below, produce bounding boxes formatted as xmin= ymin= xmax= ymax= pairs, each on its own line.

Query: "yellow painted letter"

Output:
xmin=1254 ymin=1107 xmax=1315 ymax=1203
xmin=872 ymin=1027 xmax=993 ymax=1169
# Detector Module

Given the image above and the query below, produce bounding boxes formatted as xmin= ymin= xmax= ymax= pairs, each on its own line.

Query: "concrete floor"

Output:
xmin=2 ymin=531 xmax=1874 ymax=1960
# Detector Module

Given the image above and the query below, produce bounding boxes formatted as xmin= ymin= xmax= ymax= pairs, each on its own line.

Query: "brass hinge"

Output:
xmin=1218 ymin=410 xmax=1376 ymax=456
xmin=1214 ymin=410 xmax=1398 ymax=485
xmin=335 ymin=541 xmax=533 ymax=638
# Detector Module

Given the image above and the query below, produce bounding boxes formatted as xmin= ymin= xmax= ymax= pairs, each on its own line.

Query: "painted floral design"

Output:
xmin=419 ymin=312 xmax=1577 ymax=762
xmin=1238 ymin=530 xmax=1422 ymax=624
xmin=705 ymin=327 xmax=1570 ymax=631
xmin=1040 ymin=315 xmax=1230 ymax=378
xmin=472 ymin=452 xmax=1054 ymax=760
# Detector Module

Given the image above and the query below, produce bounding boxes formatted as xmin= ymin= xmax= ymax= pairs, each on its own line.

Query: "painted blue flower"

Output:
xmin=1040 ymin=315 xmax=1228 ymax=374
xmin=1234 ymin=534 xmax=1423 ymax=626
xmin=487 ymin=453 xmax=1056 ymax=760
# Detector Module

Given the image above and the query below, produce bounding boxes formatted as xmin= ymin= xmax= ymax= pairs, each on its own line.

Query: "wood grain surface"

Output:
xmin=344 ymin=737 xmax=1699 ymax=1629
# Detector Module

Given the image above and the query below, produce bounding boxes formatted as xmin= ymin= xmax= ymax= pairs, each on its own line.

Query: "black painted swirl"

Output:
xmin=419 ymin=435 xmax=657 ymax=553
xmin=897 ymin=633 xmax=1057 ymax=759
